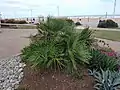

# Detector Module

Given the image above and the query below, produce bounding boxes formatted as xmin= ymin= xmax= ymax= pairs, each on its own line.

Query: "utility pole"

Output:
xmin=57 ymin=6 xmax=59 ymax=17
xmin=113 ymin=0 xmax=116 ymax=18
xmin=30 ymin=9 xmax=33 ymax=23
xmin=105 ymin=12 xmax=108 ymax=19
xmin=0 ymin=12 xmax=2 ymax=28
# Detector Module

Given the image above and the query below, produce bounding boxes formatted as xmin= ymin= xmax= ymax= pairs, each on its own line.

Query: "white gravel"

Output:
xmin=0 ymin=55 xmax=26 ymax=90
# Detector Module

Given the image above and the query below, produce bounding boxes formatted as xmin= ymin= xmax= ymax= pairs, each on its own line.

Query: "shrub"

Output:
xmin=89 ymin=49 xmax=118 ymax=71
xmin=97 ymin=19 xmax=118 ymax=28
xmin=21 ymin=40 xmax=65 ymax=70
xmin=97 ymin=39 xmax=117 ymax=58
xmin=75 ymin=22 xmax=82 ymax=26
xmin=65 ymin=19 xmax=74 ymax=25
xmin=5 ymin=19 xmax=16 ymax=24
xmin=1 ymin=19 xmax=27 ymax=24
xmin=100 ymin=48 xmax=117 ymax=57
xmin=79 ymin=28 xmax=95 ymax=47
xmin=89 ymin=69 xmax=120 ymax=90
xmin=16 ymin=20 xmax=27 ymax=24
xmin=21 ymin=18 xmax=93 ymax=75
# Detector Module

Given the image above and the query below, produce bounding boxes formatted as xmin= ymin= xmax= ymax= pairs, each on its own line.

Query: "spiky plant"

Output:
xmin=21 ymin=39 xmax=65 ymax=70
xmin=89 ymin=49 xmax=118 ymax=71
xmin=89 ymin=69 xmax=120 ymax=90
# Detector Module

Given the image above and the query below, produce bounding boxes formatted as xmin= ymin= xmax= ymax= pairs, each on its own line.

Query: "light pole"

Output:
xmin=57 ymin=6 xmax=59 ymax=16
xmin=0 ymin=12 xmax=2 ymax=28
xmin=30 ymin=9 xmax=33 ymax=23
xmin=105 ymin=12 xmax=108 ymax=19
xmin=113 ymin=0 xmax=116 ymax=18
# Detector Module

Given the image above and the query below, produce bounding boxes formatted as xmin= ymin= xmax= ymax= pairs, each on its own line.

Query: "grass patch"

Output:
xmin=17 ymin=25 xmax=36 ymax=29
xmin=95 ymin=30 xmax=120 ymax=41
xmin=76 ymin=29 xmax=120 ymax=41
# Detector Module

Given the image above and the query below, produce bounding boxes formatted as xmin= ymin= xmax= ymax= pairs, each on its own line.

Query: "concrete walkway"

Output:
xmin=97 ymin=38 xmax=120 ymax=52
xmin=0 ymin=29 xmax=37 ymax=59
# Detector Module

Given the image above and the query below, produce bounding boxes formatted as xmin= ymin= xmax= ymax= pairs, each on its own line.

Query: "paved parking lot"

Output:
xmin=0 ymin=29 xmax=37 ymax=59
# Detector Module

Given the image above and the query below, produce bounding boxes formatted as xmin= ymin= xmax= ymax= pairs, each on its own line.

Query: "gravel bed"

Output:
xmin=0 ymin=55 xmax=26 ymax=90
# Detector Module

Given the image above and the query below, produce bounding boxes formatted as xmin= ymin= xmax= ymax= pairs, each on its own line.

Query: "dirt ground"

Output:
xmin=18 ymin=64 xmax=94 ymax=90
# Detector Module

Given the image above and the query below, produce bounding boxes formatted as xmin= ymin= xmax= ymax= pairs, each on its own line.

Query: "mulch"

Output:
xmin=18 ymin=64 xmax=94 ymax=90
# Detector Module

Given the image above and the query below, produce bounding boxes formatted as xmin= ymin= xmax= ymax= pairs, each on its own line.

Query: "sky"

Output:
xmin=0 ymin=0 xmax=120 ymax=18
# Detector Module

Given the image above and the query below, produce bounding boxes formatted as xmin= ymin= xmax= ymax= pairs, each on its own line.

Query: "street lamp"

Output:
xmin=113 ymin=0 xmax=116 ymax=18
xmin=30 ymin=9 xmax=33 ymax=23
xmin=0 ymin=12 xmax=2 ymax=28
xmin=57 ymin=6 xmax=59 ymax=16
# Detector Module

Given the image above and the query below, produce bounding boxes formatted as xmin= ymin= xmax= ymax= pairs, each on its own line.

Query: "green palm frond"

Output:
xmin=21 ymin=17 xmax=94 ymax=76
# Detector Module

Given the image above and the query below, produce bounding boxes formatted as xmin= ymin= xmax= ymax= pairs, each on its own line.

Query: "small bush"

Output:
xmin=5 ymin=19 xmax=16 ymax=24
xmin=97 ymin=40 xmax=117 ymax=58
xmin=16 ymin=20 xmax=27 ymax=24
xmin=22 ymin=40 xmax=65 ymax=70
xmin=1 ymin=19 xmax=27 ymax=24
xmin=75 ymin=22 xmax=82 ymax=26
xmin=89 ymin=49 xmax=118 ymax=71
xmin=65 ymin=19 xmax=74 ymax=25
xmin=97 ymin=19 xmax=118 ymax=28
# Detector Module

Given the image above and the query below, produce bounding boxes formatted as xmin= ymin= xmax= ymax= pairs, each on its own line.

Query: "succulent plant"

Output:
xmin=88 ymin=69 xmax=120 ymax=90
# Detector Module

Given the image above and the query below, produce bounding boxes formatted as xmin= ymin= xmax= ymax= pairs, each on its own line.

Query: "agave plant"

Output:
xmin=89 ymin=69 xmax=120 ymax=90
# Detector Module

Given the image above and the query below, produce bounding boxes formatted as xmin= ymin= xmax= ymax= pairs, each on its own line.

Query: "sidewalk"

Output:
xmin=97 ymin=38 xmax=120 ymax=52
xmin=0 ymin=29 xmax=37 ymax=59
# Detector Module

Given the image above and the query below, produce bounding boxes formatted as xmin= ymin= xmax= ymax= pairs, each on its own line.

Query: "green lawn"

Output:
xmin=76 ymin=29 xmax=120 ymax=41
xmin=94 ymin=30 xmax=120 ymax=41
xmin=17 ymin=25 xmax=36 ymax=29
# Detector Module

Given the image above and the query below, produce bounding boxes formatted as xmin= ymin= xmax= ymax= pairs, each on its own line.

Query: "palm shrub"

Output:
xmin=89 ymin=49 xmax=118 ymax=71
xmin=65 ymin=19 xmax=74 ymax=25
xmin=89 ymin=69 xmax=120 ymax=90
xmin=22 ymin=40 xmax=65 ymax=70
xmin=79 ymin=28 xmax=95 ymax=47
xmin=59 ymin=31 xmax=91 ymax=73
xmin=21 ymin=17 xmax=93 ymax=74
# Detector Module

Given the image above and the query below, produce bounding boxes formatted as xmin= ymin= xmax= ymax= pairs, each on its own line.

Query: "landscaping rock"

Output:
xmin=0 ymin=55 xmax=26 ymax=90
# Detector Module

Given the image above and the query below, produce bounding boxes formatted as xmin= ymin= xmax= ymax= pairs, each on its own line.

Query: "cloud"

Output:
xmin=0 ymin=0 xmax=120 ymax=18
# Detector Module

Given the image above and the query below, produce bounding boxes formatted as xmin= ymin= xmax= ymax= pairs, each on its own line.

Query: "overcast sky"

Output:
xmin=0 ymin=0 xmax=120 ymax=18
